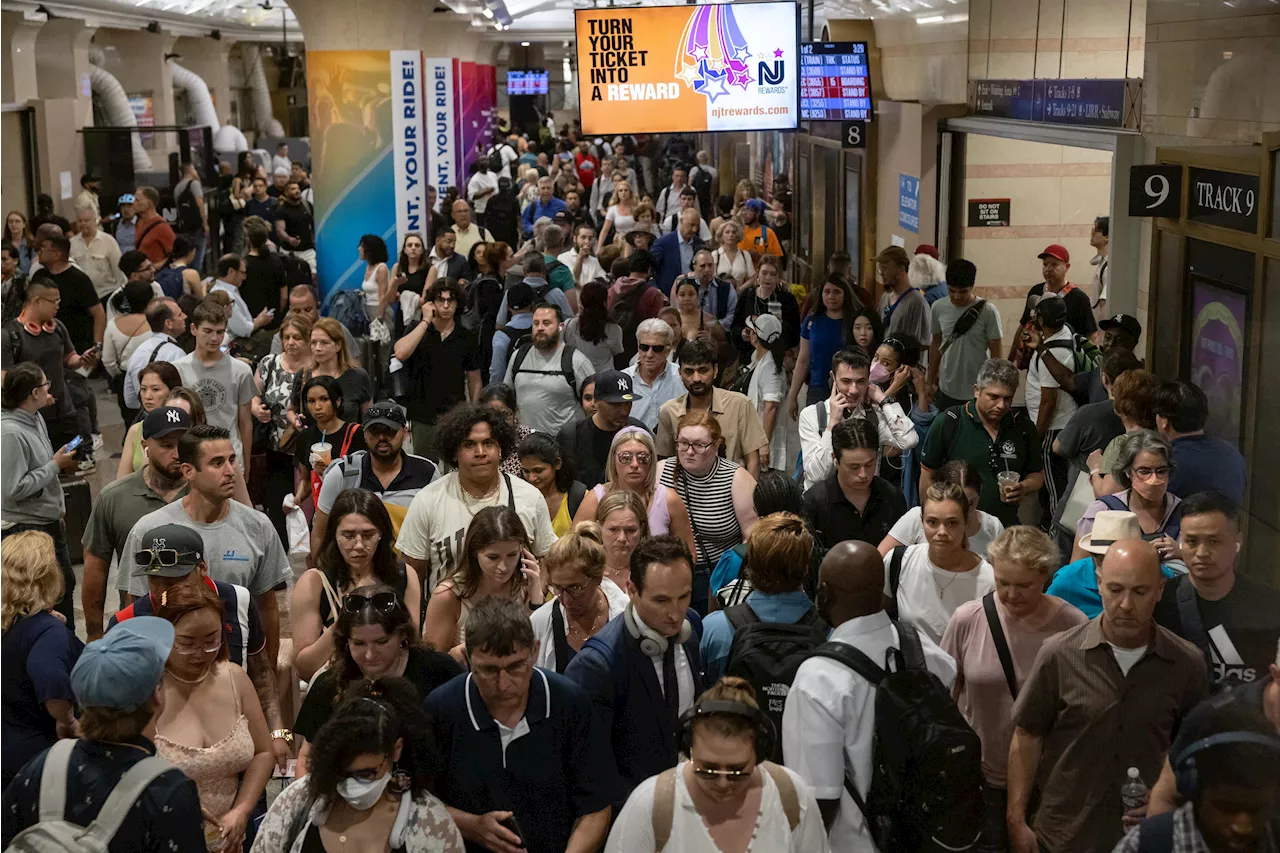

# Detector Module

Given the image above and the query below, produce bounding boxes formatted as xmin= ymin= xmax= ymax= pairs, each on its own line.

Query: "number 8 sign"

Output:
xmin=841 ymin=120 xmax=867 ymax=149
xmin=1128 ymin=164 xmax=1182 ymax=218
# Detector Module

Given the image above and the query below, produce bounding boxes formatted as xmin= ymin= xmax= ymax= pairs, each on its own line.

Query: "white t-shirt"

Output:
xmin=1026 ymin=326 xmax=1079 ymax=431
xmin=395 ymin=471 xmax=556 ymax=591
xmin=467 ymin=170 xmax=500 ymax=214
xmin=746 ymin=350 xmax=788 ymax=468
xmin=604 ymin=761 xmax=830 ymax=853
xmin=887 ymin=507 xmax=1006 ymax=559
xmin=885 ymin=543 xmax=995 ymax=644
xmin=557 ymin=249 xmax=605 ymax=286
xmin=1110 ymin=643 xmax=1147 ymax=676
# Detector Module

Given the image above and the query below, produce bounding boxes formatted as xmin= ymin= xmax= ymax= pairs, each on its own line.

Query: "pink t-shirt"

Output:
xmin=940 ymin=594 xmax=1087 ymax=787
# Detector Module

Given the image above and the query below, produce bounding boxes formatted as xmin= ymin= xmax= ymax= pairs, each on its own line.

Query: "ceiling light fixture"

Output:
xmin=521 ymin=40 xmax=530 ymax=46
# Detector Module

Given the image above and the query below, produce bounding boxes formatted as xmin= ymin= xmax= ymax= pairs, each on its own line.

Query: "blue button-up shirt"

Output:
xmin=114 ymin=216 xmax=137 ymax=254
xmin=624 ymin=361 xmax=685 ymax=431
xmin=700 ymin=589 xmax=817 ymax=681
xmin=522 ymin=196 xmax=568 ymax=237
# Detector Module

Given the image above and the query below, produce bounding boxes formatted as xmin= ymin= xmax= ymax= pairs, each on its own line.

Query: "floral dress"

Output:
xmin=256 ymin=354 xmax=305 ymax=452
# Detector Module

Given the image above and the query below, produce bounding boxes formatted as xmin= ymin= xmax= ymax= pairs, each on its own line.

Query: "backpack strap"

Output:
xmin=809 ymin=640 xmax=886 ymax=685
xmin=894 ymin=620 xmax=927 ymax=671
xmin=1136 ymin=810 xmax=1176 ymax=853
xmin=652 ymin=766 xmax=678 ymax=852
xmin=560 ymin=344 xmax=579 ymax=393
xmin=511 ymin=341 xmax=534 ymax=377
xmin=36 ymin=737 xmax=78 ymax=823
xmin=814 ymin=400 xmax=828 ymax=436
xmin=81 ymin=754 xmax=173 ymax=847
xmin=724 ymin=603 xmax=759 ymax=632
xmin=1098 ymin=493 xmax=1127 ymax=512
xmin=314 ymin=569 xmax=342 ymax=625
xmin=888 ymin=545 xmax=906 ymax=607
xmin=762 ymin=762 xmax=801 ymax=832
xmin=983 ymin=591 xmax=1019 ymax=699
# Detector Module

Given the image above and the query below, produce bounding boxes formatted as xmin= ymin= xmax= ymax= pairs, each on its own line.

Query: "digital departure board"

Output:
xmin=799 ymin=41 xmax=872 ymax=121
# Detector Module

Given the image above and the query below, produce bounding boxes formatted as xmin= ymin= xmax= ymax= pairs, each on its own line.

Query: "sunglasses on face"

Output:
xmin=691 ymin=763 xmax=753 ymax=781
xmin=343 ymin=591 xmax=399 ymax=614
xmin=616 ymin=451 xmax=652 ymax=466
xmin=637 ymin=343 xmax=667 ymax=354
xmin=135 ymin=548 xmax=199 ymax=569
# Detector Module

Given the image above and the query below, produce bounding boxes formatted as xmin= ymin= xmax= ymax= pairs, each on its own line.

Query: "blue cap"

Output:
xmin=743 ymin=197 xmax=766 ymax=214
xmin=71 ymin=616 xmax=174 ymax=709
xmin=118 ymin=193 xmax=135 ymax=205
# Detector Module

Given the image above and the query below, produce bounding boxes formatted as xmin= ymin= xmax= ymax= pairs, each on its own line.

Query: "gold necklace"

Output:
xmin=565 ymin=591 xmax=606 ymax=643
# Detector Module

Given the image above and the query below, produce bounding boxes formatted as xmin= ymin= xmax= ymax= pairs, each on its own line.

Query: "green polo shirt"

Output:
xmin=920 ymin=399 xmax=1042 ymax=527
xmin=82 ymin=468 xmax=188 ymax=562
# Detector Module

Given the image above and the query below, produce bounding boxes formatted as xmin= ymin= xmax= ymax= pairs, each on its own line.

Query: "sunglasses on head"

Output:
xmin=135 ymin=548 xmax=199 ymax=569
xmin=343 ymin=591 xmax=400 ymax=614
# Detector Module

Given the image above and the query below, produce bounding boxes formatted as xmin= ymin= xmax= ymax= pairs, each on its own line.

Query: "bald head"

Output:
xmin=817 ymin=541 xmax=885 ymax=623
xmin=451 ymin=198 xmax=471 ymax=228
xmin=678 ymin=207 xmax=701 ymax=240
xmin=1097 ymin=538 xmax=1164 ymax=647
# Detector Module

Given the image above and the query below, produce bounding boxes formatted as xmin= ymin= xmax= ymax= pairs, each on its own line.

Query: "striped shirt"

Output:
xmin=660 ymin=456 xmax=742 ymax=570
xmin=108 ymin=575 xmax=264 ymax=669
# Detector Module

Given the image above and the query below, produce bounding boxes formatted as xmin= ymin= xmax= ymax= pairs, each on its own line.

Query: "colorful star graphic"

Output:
xmin=690 ymin=44 xmax=709 ymax=61
xmin=727 ymin=65 xmax=753 ymax=89
xmin=773 ymin=48 xmax=785 ymax=58
xmin=734 ymin=45 xmax=752 ymax=61
xmin=676 ymin=63 xmax=700 ymax=88
xmin=693 ymin=63 xmax=730 ymax=102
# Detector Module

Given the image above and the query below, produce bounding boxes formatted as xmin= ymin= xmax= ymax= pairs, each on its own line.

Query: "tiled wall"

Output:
xmin=968 ymin=0 xmax=1145 ymax=81
xmin=961 ymin=135 xmax=1112 ymax=353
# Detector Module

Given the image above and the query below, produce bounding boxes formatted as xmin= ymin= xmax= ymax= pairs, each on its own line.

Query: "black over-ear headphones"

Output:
xmin=676 ymin=699 xmax=776 ymax=763
xmin=1173 ymin=731 xmax=1280 ymax=799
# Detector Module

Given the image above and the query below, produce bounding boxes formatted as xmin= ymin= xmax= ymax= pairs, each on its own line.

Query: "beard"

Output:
xmin=148 ymin=464 xmax=186 ymax=491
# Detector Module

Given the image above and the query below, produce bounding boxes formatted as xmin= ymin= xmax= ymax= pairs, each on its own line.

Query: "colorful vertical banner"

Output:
xmin=1190 ymin=281 xmax=1247 ymax=444
xmin=425 ymin=57 xmax=458 ymax=204
xmin=390 ymin=50 xmax=428 ymax=244
xmin=307 ymin=50 xmax=399 ymax=297
xmin=458 ymin=61 xmax=487 ymax=178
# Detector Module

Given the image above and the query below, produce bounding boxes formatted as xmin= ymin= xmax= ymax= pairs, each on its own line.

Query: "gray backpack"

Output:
xmin=5 ymin=739 xmax=172 ymax=853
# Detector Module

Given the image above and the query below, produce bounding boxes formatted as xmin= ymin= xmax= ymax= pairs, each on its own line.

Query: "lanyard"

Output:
xmin=883 ymin=289 xmax=911 ymax=324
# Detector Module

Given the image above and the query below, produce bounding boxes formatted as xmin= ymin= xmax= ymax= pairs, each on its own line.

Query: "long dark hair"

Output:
xmin=359 ymin=234 xmax=389 ymax=266
xmin=847 ymin=305 xmax=884 ymax=359
xmin=331 ymin=583 xmax=419 ymax=693
xmin=576 ymin=280 xmax=610 ymax=342
xmin=450 ymin=506 xmax=530 ymax=602
xmin=517 ymin=432 xmax=576 ymax=493
xmin=307 ymin=676 xmax=441 ymax=800
xmin=396 ymin=232 xmax=426 ymax=275
xmin=317 ymin=489 xmax=399 ymax=592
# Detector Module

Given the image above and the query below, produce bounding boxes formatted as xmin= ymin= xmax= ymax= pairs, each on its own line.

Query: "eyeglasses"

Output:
xmin=471 ymin=656 xmax=533 ymax=680
xmin=338 ymin=530 xmax=382 ymax=546
xmin=173 ymin=637 xmax=222 ymax=655
xmin=616 ymin=451 xmax=652 ymax=466
xmin=434 ymin=296 xmax=458 ymax=305
xmin=343 ymin=591 xmax=400 ymax=614
xmin=134 ymin=548 xmax=199 ymax=569
xmin=691 ymin=764 xmax=753 ymax=781
xmin=677 ymin=440 xmax=714 ymax=453
xmin=637 ymin=343 xmax=667 ymax=354
xmin=35 ymin=295 xmax=61 ymax=306
xmin=548 ymin=580 xmax=591 ymax=598
xmin=1132 ymin=466 xmax=1171 ymax=481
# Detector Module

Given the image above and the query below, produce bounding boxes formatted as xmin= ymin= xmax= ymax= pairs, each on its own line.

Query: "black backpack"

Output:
xmin=690 ymin=165 xmax=714 ymax=213
xmin=809 ymin=622 xmax=984 ymax=853
xmin=723 ymin=603 xmax=829 ymax=764
xmin=498 ymin=323 xmax=533 ymax=354
xmin=510 ymin=342 xmax=579 ymax=394
xmin=175 ymin=182 xmax=203 ymax=232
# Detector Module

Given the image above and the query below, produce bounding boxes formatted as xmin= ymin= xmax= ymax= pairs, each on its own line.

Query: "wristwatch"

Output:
xmin=271 ymin=729 xmax=294 ymax=744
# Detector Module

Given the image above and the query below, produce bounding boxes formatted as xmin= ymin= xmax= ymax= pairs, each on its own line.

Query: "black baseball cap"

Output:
xmin=133 ymin=524 xmax=205 ymax=577
xmin=142 ymin=406 xmax=192 ymax=440
xmin=595 ymin=370 xmax=642 ymax=403
xmin=363 ymin=402 xmax=408 ymax=431
xmin=1099 ymin=313 xmax=1142 ymax=340
xmin=552 ymin=210 xmax=571 ymax=224
xmin=1033 ymin=293 xmax=1067 ymax=326
xmin=508 ymin=282 xmax=535 ymax=311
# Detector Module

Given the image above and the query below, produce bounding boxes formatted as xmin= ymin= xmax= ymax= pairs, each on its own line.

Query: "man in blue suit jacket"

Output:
xmin=649 ymin=208 xmax=705 ymax=298
xmin=564 ymin=534 xmax=705 ymax=808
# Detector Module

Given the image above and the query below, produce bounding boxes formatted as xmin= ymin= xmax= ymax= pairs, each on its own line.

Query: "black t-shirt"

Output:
xmin=44 ymin=266 xmax=99 ymax=352
xmin=334 ymin=369 xmax=373 ymax=423
xmin=1 ymin=320 xmax=76 ymax=426
xmin=1155 ymin=573 xmax=1280 ymax=689
xmin=293 ymin=646 xmax=463 ymax=741
xmin=242 ymin=253 xmax=287 ymax=327
xmin=403 ymin=324 xmax=479 ymax=423
xmin=1019 ymin=282 xmax=1098 ymax=336
xmin=803 ymin=474 xmax=907 ymax=550
xmin=273 ymin=201 xmax=314 ymax=251
xmin=557 ymin=416 xmax=649 ymax=490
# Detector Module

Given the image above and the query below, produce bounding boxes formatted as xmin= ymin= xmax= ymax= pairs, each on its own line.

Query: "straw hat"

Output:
xmin=1078 ymin=510 xmax=1143 ymax=556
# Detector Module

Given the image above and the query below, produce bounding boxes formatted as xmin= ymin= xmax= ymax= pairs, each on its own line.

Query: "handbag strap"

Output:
xmin=983 ymin=591 xmax=1019 ymax=699
xmin=315 ymin=569 xmax=342 ymax=624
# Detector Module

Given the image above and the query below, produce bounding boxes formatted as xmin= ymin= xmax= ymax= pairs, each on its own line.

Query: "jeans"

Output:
xmin=980 ymin=785 xmax=1009 ymax=853
xmin=182 ymin=230 xmax=207 ymax=273
xmin=2 ymin=521 xmax=75 ymax=626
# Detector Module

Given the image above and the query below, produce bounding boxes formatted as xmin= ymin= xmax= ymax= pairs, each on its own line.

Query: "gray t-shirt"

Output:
xmin=930 ymin=298 xmax=1003 ymax=399
xmin=880 ymin=287 xmax=931 ymax=356
xmin=174 ymin=352 xmax=257 ymax=460
xmin=1056 ymin=400 xmax=1124 ymax=472
xmin=119 ymin=500 xmax=290 ymax=597
xmin=502 ymin=341 xmax=595 ymax=434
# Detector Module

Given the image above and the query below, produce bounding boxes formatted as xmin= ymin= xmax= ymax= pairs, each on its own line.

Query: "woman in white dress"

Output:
xmin=743 ymin=313 xmax=790 ymax=473
xmin=597 ymin=180 xmax=637 ymax=252
xmin=713 ymin=220 xmax=755 ymax=292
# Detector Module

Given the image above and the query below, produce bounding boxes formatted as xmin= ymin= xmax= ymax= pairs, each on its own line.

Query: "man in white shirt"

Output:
xmin=489 ymin=136 xmax=519 ymax=181
xmin=655 ymin=166 xmax=698 ymax=222
xmin=208 ymin=254 xmax=272 ymax=343
xmin=660 ymin=187 xmax=711 ymax=240
xmin=783 ymin=540 xmax=956 ymax=853
xmin=557 ymin=224 xmax=605 ymax=286
xmin=798 ymin=348 xmax=918 ymax=488
xmin=1025 ymin=294 xmax=1079 ymax=524
xmin=466 ymin=158 xmax=500 ymax=228
xmin=271 ymin=142 xmax=291 ymax=175
xmin=624 ymin=318 xmax=685 ymax=431
xmin=70 ymin=205 xmax=125 ymax=301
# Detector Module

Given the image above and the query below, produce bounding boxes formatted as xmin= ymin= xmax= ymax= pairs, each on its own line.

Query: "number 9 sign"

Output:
xmin=1128 ymin=164 xmax=1182 ymax=218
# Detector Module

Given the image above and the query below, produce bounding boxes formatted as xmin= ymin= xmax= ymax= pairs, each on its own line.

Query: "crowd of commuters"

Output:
xmin=2 ymin=127 xmax=1277 ymax=853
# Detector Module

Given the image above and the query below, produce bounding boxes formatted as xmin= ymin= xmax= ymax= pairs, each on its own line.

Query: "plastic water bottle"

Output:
xmin=1120 ymin=767 xmax=1149 ymax=810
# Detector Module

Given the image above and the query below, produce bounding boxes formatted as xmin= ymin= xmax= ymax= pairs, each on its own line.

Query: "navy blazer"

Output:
xmin=563 ymin=609 xmax=705 ymax=804
xmin=649 ymin=230 xmax=704 ymax=298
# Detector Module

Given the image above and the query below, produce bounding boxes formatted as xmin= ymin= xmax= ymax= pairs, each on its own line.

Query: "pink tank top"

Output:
xmin=592 ymin=484 xmax=672 ymax=534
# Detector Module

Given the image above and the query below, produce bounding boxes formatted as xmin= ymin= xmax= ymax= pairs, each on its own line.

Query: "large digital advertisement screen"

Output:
xmin=574 ymin=1 xmax=799 ymax=135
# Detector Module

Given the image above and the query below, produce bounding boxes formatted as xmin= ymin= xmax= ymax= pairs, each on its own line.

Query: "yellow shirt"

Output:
xmin=551 ymin=492 xmax=572 ymax=538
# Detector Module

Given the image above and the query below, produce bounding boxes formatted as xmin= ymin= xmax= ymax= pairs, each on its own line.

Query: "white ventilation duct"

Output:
xmin=88 ymin=64 xmax=152 ymax=174
xmin=245 ymin=46 xmax=285 ymax=138
xmin=167 ymin=60 xmax=220 ymax=133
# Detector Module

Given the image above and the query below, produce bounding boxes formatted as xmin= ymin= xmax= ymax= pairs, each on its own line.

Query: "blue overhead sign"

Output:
xmin=971 ymin=78 xmax=1134 ymax=129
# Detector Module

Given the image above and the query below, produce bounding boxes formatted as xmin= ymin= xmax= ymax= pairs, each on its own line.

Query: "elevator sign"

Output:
xmin=898 ymin=174 xmax=920 ymax=234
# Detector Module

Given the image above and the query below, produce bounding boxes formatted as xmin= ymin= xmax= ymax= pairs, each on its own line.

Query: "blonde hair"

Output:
xmin=313 ymin=317 xmax=353 ymax=374
xmin=986 ymin=526 xmax=1060 ymax=576
xmin=745 ymin=512 xmax=813 ymax=595
xmin=610 ymin=180 xmax=634 ymax=207
xmin=603 ymin=428 xmax=658 ymax=502
xmin=1 ymin=531 xmax=64 ymax=630
xmin=923 ymin=481 xmax=970 ymax=519
xmin=719 ymin=219 xmax=744 ymax=244
xmin=689 ymin=676 xmax=762 ymax=745
xmin=595 ymin=489 xmax=650 ymax=540
xmin=543 ymin=521 xmax=607 ymax=582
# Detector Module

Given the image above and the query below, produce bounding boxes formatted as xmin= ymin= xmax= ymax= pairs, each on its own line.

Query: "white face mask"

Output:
xmin=336 ymin=771 xmax=391 ymax=811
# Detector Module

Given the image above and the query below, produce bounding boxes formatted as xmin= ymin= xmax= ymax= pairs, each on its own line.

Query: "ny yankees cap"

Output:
xmin=595 ymin=369 xmax=642 ymax=403
xmin=142 ymin=406 xmax=193 ymax=440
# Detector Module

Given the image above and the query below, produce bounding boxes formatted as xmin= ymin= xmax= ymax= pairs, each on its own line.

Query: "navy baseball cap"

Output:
xmin=142 ymin=406 xmax=192 ymax=440
xmin=71 ymin=617 xmax=174 ymax=709
xmin=595 ymin=370 xmax=642 ymax=403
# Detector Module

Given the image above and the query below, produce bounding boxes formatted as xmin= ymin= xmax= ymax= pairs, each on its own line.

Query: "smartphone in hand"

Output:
xmin=499 ymin=814 xmax=524 ymax=846
xmin=65 ymin=435 xmax=84 ymax=452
